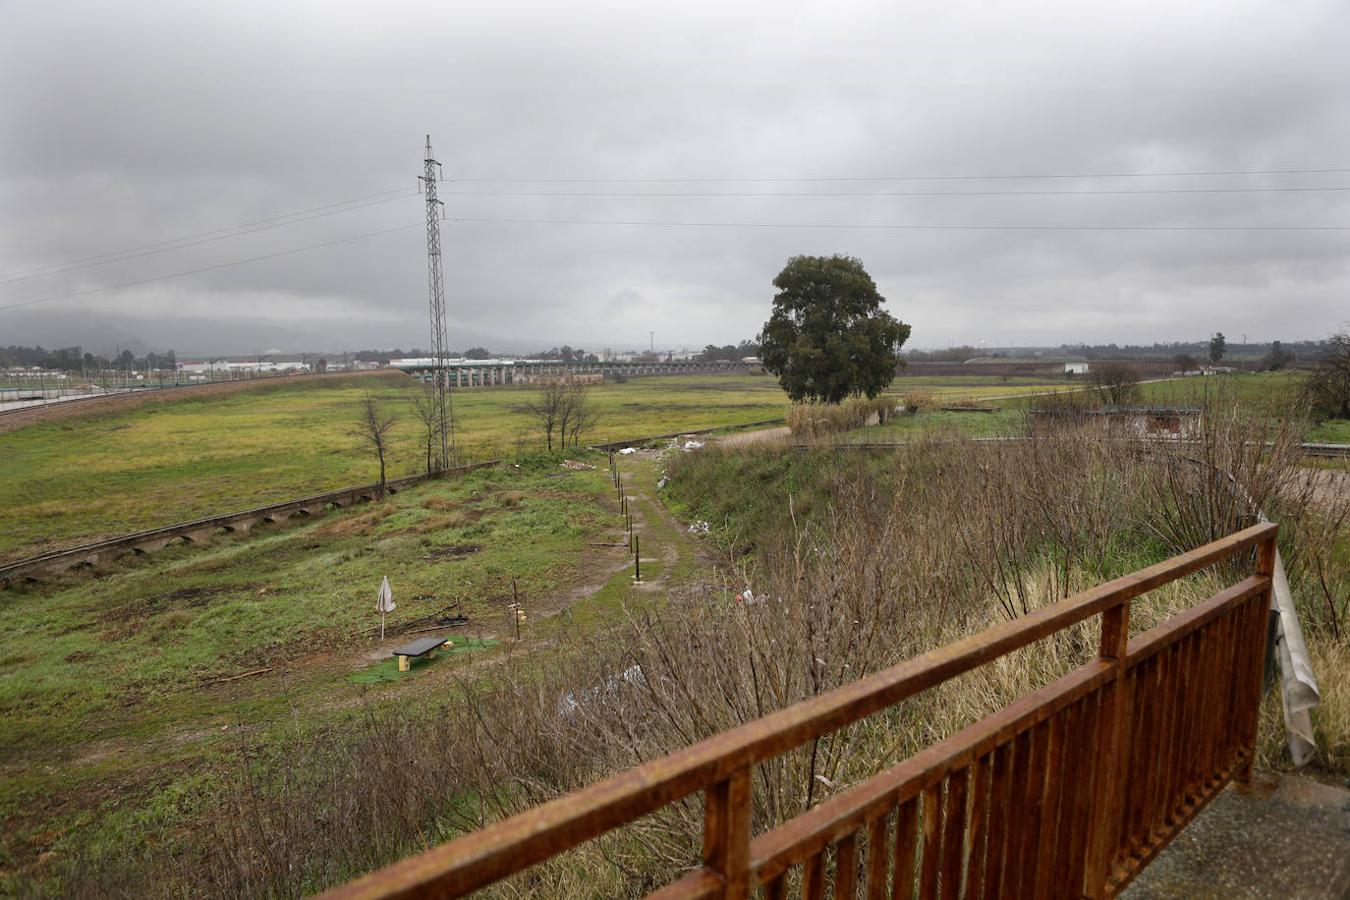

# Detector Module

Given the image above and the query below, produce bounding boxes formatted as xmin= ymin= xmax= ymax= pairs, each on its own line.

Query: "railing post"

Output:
xmin=703 ymin=768 xmax=751 ymax=898
xmin=1084 ymin=600 xmax=1132 ymax=898
xmin=1237 ymin=530 xmax=1278 ymax=786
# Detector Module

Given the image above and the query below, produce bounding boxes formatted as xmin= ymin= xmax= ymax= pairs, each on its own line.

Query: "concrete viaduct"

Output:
xmin=389 ymin=358 xmax=747 ymax=387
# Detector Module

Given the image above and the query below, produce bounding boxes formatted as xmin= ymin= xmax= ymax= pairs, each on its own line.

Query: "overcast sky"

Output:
xmin=1 ymin=0 xmax=1347 ymax=356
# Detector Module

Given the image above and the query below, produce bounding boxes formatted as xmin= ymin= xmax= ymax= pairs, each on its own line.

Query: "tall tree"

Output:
xmin=1263 ymin=341 xmax=1294 ymax=371
xmin=758 ymin=255 xmax=910 ymax=403
xmin=1209 ymin=332 xmax=1226 ymax=364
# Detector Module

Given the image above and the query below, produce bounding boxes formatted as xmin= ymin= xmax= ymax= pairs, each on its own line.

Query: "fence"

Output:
xmin=323 ymin=521 xmax=1277 ymax=899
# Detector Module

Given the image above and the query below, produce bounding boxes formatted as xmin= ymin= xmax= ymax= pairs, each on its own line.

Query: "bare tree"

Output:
xmin=1303 ymin=331 xmax=1350 ymax=420
xmin=409 ymin=384 xmax=441 ymax=475
xmin=1090 ymin=362 xmax=1142 ymax=406
xmin=354 ymin=393 xmax=397 ymax=494
xmin=563 ymin=383 xmax=598 ymax=448
xmin=525 ymin=381 xmax=567 ymax=450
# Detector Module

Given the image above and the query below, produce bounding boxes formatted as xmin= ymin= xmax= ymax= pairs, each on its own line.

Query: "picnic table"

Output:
xmin=391 ymin=634 xmax=452 ymax=671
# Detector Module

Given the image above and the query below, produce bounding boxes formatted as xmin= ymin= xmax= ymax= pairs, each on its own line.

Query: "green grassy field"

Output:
xmin=0 ymin=371 xmax=1084 ymax=562
xmin=0 ymin=372 xmax=791 ymax=561
xmin=0 ymin=451 xmax=643 ymax=886
xmin=3 ymin=370 xmax=1340 ymax=563
xmin=842 ymin=372 xmax=1346 ymax=444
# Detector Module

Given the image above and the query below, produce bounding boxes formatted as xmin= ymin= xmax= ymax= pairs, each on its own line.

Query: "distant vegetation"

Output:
xmin=1 ymin=343 xmax=177 ymax=373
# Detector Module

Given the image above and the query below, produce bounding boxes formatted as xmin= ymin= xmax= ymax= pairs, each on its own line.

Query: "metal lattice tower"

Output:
xmin=419 ymin=134 xmax=455 ymax=469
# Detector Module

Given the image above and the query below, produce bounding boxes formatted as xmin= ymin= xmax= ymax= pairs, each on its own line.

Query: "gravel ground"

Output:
xmin=1124 ymin=774 xmax=1350 ymax=899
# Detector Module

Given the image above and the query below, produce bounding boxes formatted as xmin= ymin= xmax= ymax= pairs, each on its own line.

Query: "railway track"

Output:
xmin=0 ymin=461 xmax=498 ymax=589
xmin=0 ymin=417 xmax=785 ymax=589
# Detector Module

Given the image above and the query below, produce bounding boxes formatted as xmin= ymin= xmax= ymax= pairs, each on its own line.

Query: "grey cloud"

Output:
xmin=1 ymin=0 xmax=1347 ymax=355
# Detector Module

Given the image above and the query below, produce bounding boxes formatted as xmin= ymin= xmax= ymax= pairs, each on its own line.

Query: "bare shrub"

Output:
xmin=409 ymin=384 xmax=442 ymax=475
xmin=901 ymin=389 xmax=936 ymax=413
xmin=561 ymin=383 xmax=598 ymax=448
xmin=1302 ymin=330 xmax=1350 ymax=421
xmin=524 ymin=381 xmax=565 ymax=450
xmin=352 ymin=393 xmax=396 ymax=494
xmin=1089 ymin=362 xmax=1143 ymax=405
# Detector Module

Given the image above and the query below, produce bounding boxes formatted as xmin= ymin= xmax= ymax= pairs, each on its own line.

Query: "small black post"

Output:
xmin=513 ymin=578 xmax=520 ymax=641
xmin=634 ymin=534 xmax=641 ymax=582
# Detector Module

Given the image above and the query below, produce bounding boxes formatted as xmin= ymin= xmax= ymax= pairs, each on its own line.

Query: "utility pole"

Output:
xmin=419 ymin=135 xmax=455 ymax=469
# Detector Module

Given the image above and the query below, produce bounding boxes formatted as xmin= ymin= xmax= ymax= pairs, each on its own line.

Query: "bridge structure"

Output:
xmin=389 ymin=357 xmax=747 ymax=387
xmin=325 ymin=523 xmax=1282 ymax=900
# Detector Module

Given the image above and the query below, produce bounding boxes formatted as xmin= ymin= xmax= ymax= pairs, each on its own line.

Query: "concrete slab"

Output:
xmin=1123 ymin=774 xmax=1350 ymax=899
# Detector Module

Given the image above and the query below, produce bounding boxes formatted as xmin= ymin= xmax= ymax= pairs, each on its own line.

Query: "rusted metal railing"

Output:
xmin=324 ymin=522 xmax=1277 ymax=899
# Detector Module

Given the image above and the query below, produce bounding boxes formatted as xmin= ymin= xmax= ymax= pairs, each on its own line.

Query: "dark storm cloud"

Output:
xmin=1 ymin=0 xmax=1346 ymax=354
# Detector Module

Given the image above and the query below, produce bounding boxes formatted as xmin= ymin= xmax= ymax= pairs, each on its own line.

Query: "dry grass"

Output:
xmin=786 ymin=397 xmax=901 ymax=438
xmin=53 ymin=403 xmax=1348 ymax=898
xmin=313 ymin=505 xmax=395 ymax=538
xmin=899 ymin=388 xmax=938 ymax=412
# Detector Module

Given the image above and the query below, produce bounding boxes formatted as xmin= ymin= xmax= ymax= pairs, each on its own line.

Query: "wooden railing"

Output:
xmin=323 ymin=522 xmax=1277 ymax=900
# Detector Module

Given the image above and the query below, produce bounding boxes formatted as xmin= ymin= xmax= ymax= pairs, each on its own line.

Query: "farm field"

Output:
xmin=846 ymin=372 xmax=1345 ymax=444
xmin=7 ymin=370 xmax=1342 ymax=562
xmin=0 ymin=450 xmax=697 ymax=891
xmin=0 ymin=371 xmax=1088 ymax=562
xmin=0 ymin=372 xmax=786 ymax=561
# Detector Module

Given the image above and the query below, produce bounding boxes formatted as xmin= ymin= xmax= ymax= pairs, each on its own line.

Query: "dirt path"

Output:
xmin=1305 ymin=468 xmax=1350 ymax=506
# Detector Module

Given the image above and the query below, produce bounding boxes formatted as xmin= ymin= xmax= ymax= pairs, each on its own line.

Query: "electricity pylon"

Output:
xmin=419 ymin=135 xmax=455 ymax=469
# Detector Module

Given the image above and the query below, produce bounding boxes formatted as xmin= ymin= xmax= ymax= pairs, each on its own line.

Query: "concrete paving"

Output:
xmin=1123 ymin=774 xmax=1350 ymax=899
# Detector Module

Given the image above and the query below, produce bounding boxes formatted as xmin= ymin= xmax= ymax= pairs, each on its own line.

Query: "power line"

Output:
xmin=450 ymin=215 xmax=1350 ymax=231
xmin=449 ymin=166 xmax=1350 ymax=184
xmin=6 ymin=211 xmax=1345 ymax=316
xmin=0 ymin=188 xmax=415 ymax=285
xmin=443 ymin=185 xmax=1350 ymax=198
xmin=0 ymin=222 xmax=422 ymax=313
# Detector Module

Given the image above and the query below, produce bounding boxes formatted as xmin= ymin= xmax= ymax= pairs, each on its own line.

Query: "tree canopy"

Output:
xmin=758 ymin=255 xmax=910 ymax=403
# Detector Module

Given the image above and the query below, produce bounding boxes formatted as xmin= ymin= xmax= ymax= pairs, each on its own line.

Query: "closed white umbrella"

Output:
xmin=375 ymin=576 xmax=396 ymax=639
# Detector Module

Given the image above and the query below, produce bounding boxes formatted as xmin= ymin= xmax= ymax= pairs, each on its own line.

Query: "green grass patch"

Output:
xmin=0 ymin=451 xmax=621 ymax=883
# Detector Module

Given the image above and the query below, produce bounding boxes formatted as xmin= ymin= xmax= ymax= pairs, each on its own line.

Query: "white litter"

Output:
xmin=618 ymin=447 xmax=638 ymax=455
xmin=688 ymin=520 xmax=710 ymax=535
xmin=556 ymin=664 xmax=647 ymax=717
